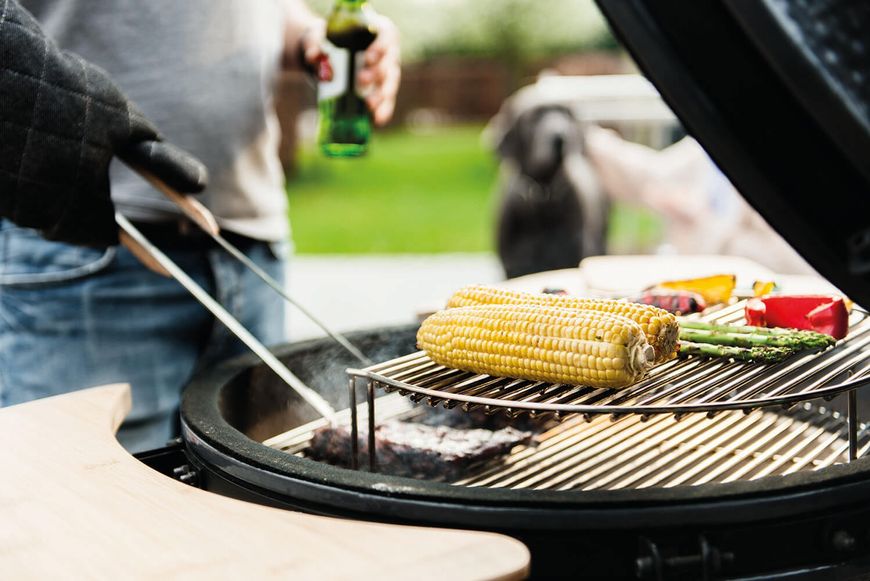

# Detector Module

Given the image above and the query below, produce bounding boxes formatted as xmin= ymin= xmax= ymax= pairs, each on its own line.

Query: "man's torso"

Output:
xmin=24 ymin=0 xmax=289 ymax=240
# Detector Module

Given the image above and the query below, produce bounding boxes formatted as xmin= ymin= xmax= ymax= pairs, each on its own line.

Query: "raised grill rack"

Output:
xmin=346 ymin=300 xmax=870 ymax=470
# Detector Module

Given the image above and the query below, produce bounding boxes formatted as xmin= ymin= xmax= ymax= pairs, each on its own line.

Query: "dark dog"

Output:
xmin=492 ymin=104 xmax=609 ymax=279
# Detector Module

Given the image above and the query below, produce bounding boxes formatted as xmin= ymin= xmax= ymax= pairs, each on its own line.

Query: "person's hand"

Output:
xmin=356 ymin=14 xmax=400 ymax=127
xmin=298 ymin=20 xmax=329 ymax=79
xmin=299 ymin=14 xmax=401 ymax=127
xmin=0 ymin=0 xmax=207 ymax=248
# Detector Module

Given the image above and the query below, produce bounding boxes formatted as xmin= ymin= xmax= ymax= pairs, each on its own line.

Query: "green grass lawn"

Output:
xmin=287 ymin=124 xmax=662 ymax=254
xmin=287 ymin=125 xmax=499 ymax=254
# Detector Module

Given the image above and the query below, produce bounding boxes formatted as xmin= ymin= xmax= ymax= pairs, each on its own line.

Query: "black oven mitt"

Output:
xmin=0 ymin=0 xmax=207 ymax=247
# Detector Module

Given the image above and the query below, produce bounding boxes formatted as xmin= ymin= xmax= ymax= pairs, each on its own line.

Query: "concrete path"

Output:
xmin=286 ymin=253 xmax=503 ymax=341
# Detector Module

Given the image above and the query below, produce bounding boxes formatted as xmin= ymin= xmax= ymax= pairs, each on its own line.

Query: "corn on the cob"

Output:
xmin=446 ymin=284 xmax=679 ymax=362
xmin=417 ymin=304 xmax=655 ymax=389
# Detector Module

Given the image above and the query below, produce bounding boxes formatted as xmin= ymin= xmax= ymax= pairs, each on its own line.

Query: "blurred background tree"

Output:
xmin=308 ymin=0 xmax=612 ymax=62
xmin=304 ymin=0 xmax=617 ymax=99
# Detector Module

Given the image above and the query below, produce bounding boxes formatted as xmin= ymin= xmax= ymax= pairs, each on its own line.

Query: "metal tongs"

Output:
xmin=116 ymin=168 xmax=371 ymax=420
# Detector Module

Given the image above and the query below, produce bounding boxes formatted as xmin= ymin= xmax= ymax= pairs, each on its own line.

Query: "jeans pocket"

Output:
xmin=0 ymin=220 xmax=116 ymax=286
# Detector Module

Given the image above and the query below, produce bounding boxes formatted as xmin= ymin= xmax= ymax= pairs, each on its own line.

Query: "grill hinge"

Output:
xmin=171 ymin=464 xmax=200 ymax=487
xmin=636 ymin=535 xmax=734 ymax=580
xmin=134 ymin=438 xmax=200 ymax=487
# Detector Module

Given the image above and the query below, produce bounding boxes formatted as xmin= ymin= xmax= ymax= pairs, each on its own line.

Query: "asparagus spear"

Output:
xmin=678 ymin=319 xmax=834 ymax=341
xmin=678 ymin=328 xmax=834 ymax=350
xmin=679 ymin=341 xmax=794 ymax=363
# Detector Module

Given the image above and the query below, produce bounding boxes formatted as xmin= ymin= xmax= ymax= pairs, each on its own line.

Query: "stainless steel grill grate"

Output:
xmin=353 ymin=301 xmax=870 ymax=418
xmin=265 ymin=299 xmax=870 ymax=489
xmin=264 ymin=398 xmax=869 ymax=491
xmin=453 ymin=404 xmax=867 ymax=491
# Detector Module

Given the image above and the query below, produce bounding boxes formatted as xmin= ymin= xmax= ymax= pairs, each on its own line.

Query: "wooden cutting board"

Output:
xmin=0 ymin=385 xmax=529 ymax=580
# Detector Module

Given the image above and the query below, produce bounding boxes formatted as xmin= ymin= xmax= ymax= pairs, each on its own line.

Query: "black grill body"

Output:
xmin=140 ymin=3 xmax=870 ymax=577
xmin=160 ymin=327 xmax=870 ymax=580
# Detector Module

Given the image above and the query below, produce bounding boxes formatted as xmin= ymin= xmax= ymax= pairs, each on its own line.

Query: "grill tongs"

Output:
xmin=115 ymin=168 xmax=368 ymax=420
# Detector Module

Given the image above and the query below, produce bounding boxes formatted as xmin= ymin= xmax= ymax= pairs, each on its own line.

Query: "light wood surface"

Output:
xmin=0 ymin=385 xmax=529 ymax=580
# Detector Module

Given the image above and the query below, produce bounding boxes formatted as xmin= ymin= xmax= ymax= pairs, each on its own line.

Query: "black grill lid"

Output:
xmin=595 ymin=0 xmax=870 ymax=308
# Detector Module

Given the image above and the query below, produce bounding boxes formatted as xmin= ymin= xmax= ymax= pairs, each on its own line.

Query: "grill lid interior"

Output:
xmin=594 ymin=0 xmax=870 ymax=308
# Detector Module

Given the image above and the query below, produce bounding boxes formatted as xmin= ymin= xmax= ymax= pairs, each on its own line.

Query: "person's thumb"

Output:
xmin=120 ymin=140 xmax=209 ymax=195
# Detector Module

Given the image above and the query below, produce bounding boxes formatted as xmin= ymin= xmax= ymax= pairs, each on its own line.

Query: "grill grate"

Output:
xmin=266 ymin=299 xmax=870 ymax=490
xmin=264 ymin=399 xmax=869 ymax=491
xmin=353 ymin=301 xmax=870 ymax=418
xmin=453 ymin=403 xmax=867 ymax=491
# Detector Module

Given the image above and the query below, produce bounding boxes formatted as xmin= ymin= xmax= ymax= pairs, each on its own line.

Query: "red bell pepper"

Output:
xmin=745 ymin=295 xmax=849 ymax=339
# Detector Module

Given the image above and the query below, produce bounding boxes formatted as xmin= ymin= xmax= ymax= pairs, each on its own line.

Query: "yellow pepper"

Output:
xmin=656 ymin=274 xmax=736 ymax=305
xmin=753 ymin=280 xmax=777 ymax=297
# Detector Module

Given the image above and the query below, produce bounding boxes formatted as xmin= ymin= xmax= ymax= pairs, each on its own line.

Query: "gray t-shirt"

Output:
xmin=23 ymin=0 xmax=289 ymax=241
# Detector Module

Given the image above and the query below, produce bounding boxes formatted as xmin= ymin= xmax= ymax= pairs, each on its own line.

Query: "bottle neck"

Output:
xmin=335 ymin=0 xmax=367 ymax=7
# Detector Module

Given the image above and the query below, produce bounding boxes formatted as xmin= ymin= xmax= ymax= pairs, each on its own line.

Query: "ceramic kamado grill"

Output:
xmin=128 ymin=2 xmax=870 ymax=579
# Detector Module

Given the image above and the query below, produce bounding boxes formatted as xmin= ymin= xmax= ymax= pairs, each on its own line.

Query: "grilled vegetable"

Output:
xmin=678 ymin=327 xmax=834 ymax=351
xmin=679 ymin=320 xmax=794 ymax=335
xmin=655 ymin=273 xmax=736 ymax=305
xmin=418 ymin=304 xmax=655 ymax=389
xmin=446 ymin=285 xmax=679 ymax=363
xmin=679 ymin=341 xmax=793 ymax=363
xmin=629 ymin=289 xmax=706 ymax=315
xmin=745 ymin=295 xmax=849 ymax=339
xmin=753 ymin=280 xmax=777 ymax=297
xmin=679 ymin=320 xmax=836 ymax=345
xmin=676 ymin=320 xmax=834 ymax=363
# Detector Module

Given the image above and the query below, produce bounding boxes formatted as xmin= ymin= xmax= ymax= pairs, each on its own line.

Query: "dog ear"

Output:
xmin=497 ymin=122 xmax=522 ymax=162
xmin=485 ymin=102 xmax=522 ymax=162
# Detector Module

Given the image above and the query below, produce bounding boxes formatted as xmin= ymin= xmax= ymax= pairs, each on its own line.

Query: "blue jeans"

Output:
xmin=0 ymin=220 xmax=288 ymax=452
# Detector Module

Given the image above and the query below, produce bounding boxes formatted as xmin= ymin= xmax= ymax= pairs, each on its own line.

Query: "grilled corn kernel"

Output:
xmin=417 ymin=305 xmax=655 ymax=389
xmin=446 ymin=285 xmax=679 ymax=362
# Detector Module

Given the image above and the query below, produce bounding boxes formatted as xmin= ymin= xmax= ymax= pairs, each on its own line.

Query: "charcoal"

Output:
xmin=307 ymin=420 xmax=534 ymax=481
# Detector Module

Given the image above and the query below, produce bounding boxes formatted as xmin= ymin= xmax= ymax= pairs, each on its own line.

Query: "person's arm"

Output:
xmin=0 ymin=0 xmax=206 ymax=247
xmin=281 ymin=0 xmax=326 ymax=72
xmin=281 ymin=0 xmax=401 ymax=126
xmin=585 ymin=126 xmax=710 ymax=221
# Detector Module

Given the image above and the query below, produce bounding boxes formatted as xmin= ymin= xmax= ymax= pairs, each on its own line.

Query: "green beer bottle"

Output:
xmin=317 ymin=0 xmax=378 ymax=157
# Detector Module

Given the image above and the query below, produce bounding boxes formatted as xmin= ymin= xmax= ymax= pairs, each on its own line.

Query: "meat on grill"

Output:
xmin=307 ymin=420 xmax=535 ymax=481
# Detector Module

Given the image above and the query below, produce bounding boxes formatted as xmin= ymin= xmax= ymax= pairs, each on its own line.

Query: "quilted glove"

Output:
xmin=0 ymin=0 xmax=207 ymax=247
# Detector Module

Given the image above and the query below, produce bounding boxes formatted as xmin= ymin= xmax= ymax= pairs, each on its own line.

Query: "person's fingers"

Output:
xmin=367 ymin=62 xmax=399 ymax=102
xmin=364 ymin=42 xmax=387 ymax=67
xmin=362 ymin=14 xmax=398 ymax=68
xmin=304 ymin=43 xmax=326 ymax=65
xmin=121 ymin=141 xmax=208 ymax=194
xmin=366 ymin=65 xmax=400 ymax=126
xmin=358 ymin=61 xmax=387 ymax=88
xmin=300 ymin=23 xmax=332 ymax=80
xmin=372 ymin=98 xmax=395 ymax=127
xmin=359 ymin=44 xmax=394 ymax=84
xmin=302 ymin=22 xmax=327 ymax=66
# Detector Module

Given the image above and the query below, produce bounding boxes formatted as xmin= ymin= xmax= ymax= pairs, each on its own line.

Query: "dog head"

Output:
xmin=493 ymin=104 xmax=582 ymax=182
